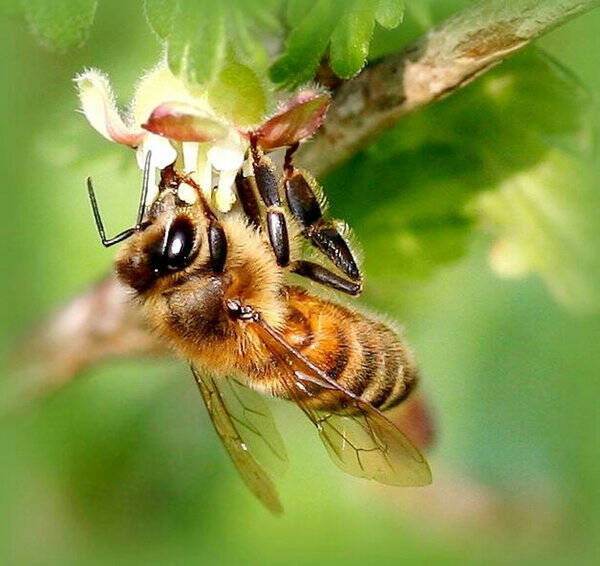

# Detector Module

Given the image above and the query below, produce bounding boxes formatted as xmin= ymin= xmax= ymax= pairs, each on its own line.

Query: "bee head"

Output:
xmin=87 ymin=155 xmax=206 ymax=295
xmin=115 ymin=185 xmax=206 ymax=294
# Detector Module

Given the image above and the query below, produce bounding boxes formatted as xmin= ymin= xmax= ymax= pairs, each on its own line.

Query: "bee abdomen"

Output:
xmin=283 ymin=287 xmax=418 ymax=411
xmin=344 ymin=319 xmax=417 ymax=410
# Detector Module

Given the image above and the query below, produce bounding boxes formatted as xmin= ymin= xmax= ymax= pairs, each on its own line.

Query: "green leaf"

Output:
xmin=330 ymin=0 xmax=378 ymax=79
xmin=375 ymin=0 xmax=404 ymax=29
xmin=229 ymin=6 xmax=269 ymax=71
xmin=273 ymin=0 xmax=405 ymax=86
xmin=239 ymin=0 xmax=284 ymax=32
xmin=270 ymin=0 xmax=342 ymax=88
xmin=21 ymin=0 xmax=97 ymax=50
xmin=167 ymin=0 xmax=226 ymax=85
xmin=143 ymin=0 xmax=177 ymax=40
xmin=286 ymin=0 xmax=312 ymax=27
xmin=145 ymin=0 xmax=282 ymax=88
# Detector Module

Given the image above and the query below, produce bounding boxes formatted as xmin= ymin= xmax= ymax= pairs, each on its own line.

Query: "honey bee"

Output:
xmin=86 ymin=141 xmax=431 ymax=514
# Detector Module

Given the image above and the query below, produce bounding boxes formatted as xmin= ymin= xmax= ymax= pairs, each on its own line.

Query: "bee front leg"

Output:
xmin=234 ymin=171 xmax=262 ymax=229
xmin=179 ymin=171 xmax=229 ymax=274
xmin=208 ymin=222 xmax=228 ymax=273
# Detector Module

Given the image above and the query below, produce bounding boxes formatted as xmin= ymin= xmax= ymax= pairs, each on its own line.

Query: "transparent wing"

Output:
xmin=312 ymin=404 xmax=431 ymax=486
xmin=251 ymin=318 xmax=432 ymax=487
xmin=191 ymin=364 xmax=287 ymax=514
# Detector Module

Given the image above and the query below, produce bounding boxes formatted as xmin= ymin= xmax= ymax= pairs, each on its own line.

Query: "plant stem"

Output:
xmin=300 ymin=0 xmax=600 ymax=174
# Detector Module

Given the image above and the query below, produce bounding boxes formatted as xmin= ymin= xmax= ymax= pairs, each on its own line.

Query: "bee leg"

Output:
xmin=283 ymin=147 xmax=361 ymax=282
xmin=291 ymin=260 xmax=362 ymax=296
xmin=234 ymin=172 xmax=262 ymax=229
xmin=250 ymin=136 xmax=290 ymax=267
xmin=178 ymin=170 xmax=228 ymax=274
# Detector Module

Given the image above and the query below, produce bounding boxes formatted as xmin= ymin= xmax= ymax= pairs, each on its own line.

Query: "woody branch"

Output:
xmin=299 ymin=0 xmax=600 ymax=173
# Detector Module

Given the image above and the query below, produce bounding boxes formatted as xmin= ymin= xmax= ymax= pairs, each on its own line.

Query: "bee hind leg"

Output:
xmin=245 ymin=140 xmax=362 ymax=297
xmin=282 ymin=145 xmax=362 ymax=285
xmin=290 ymin=260 xmax=362 ymax=296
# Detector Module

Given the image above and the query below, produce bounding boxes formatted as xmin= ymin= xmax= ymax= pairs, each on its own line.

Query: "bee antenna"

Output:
xmin=86 ymin=151 xmax=152 ymax=248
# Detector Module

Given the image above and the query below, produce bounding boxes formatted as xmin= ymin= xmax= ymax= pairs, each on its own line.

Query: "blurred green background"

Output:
xmin=1 ymin=1 xmax=599 ymax=565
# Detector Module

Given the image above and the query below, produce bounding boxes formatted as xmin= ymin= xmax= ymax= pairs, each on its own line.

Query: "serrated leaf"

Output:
xmin=143 ymin=0 xmax=177 ymax=40
xmin=22 ymin=0 xmax=97 ymax=51
xmin=274 ymin=0 xmax=406 ymax=86
xmin=240 ymin=0 xmax=284 ymax=32
xmin=229 ymin=7 xmax=269 ymax=71
xmin=270 ymin=0 xmax=342 ymax=88
xmin=286 ymin=0 xmax=313 ymax=27
xmin=330 ymin=0 xmax=378 ymax=79
xmin=167 ymin=0 xmax=226 ymax=85
xmin=375 ymin=0 xmax=404 ymax=29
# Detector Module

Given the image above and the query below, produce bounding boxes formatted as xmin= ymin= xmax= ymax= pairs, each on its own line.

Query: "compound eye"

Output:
xmin=164 ymin=216 xmax=196 ymax=272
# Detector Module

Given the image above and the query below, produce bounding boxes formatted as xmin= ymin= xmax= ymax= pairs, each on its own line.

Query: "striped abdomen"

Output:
xmin=279 ymin=286 xmax=418 ymax=411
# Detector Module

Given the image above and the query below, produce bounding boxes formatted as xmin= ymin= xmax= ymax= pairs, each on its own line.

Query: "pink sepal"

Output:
xmin=142 ymin=102 xmax=228 ymax=142
xmin=253 ymin=90 xmax=330 ymax=150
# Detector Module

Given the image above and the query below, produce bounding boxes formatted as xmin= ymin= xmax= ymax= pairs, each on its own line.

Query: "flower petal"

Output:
xmin=142 ymin=102 xmax=229 ymax=142
xmin=136 ymin=134 xmax=178 ymax=206
xmin=254 ymin=90 xmax=331 ymax=150
xmin=132 ymin=64 xmax=213 ymax=126
xmin=136 ymin=134 xmax=178 ymax=170
xmin=74 ymin=69 xmax=145 ymax=147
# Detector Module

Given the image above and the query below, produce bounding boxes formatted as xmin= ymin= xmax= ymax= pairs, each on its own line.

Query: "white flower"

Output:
xmin=75 ymin=63 xmax=331 ymax=212
xmin=75 ymin=65 xmax=246 ymax=211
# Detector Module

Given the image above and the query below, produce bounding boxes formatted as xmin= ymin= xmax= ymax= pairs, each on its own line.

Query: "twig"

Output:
xmin=299 ymin=0 xmax=600 ymax=173
xmin=3 ymin=276 xmax=167 ymax=416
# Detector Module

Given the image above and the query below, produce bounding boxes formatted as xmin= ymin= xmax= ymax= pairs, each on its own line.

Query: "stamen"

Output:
xmin=182 ymin=142 xmax=199 ymax=172
xmin=215 ymin=169 xmax=237 ymax=212
xmin=178 ymin=182 xmax=199 ymax=205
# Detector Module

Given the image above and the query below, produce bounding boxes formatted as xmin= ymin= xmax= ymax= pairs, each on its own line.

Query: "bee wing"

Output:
xmin=191 ymin=364 xmax=287 ymax=515
xmin=251 ymin=318 xmax=432 ymax=487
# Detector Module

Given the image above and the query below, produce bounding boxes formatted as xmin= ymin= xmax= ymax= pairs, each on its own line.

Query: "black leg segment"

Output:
xmin=251 ymin=141 xmax=281 ymax=207
xmin=235 ymin=172 xmax=262 ymax=228
xmin=307 ymin=223 xmax=360 ymax=281
xmin=284 ymin=168 xmax=360 ymax=281
xmin=267 ymin=210 xmax=290 ymax=267
xmin=291 ymin=261 xmax=362 ymax=296
xmin=284 ymin=172 xmax=322 ymax=227
xmin=250 ymin=138 xmax=291 ymax=267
